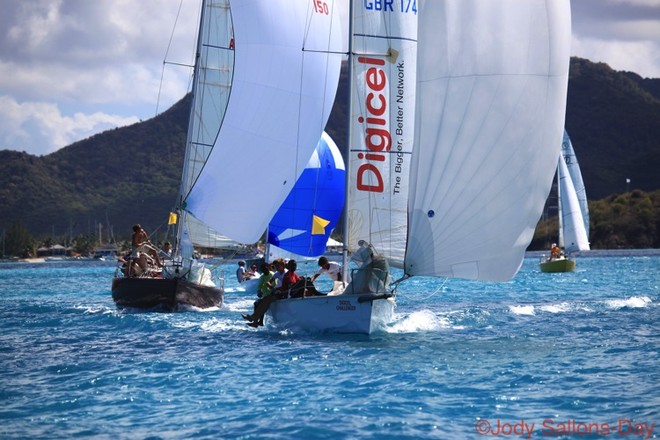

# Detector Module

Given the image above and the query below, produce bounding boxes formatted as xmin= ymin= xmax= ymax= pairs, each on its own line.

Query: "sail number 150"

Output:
xmin=312 ymin=0 xmax=330 ymax=14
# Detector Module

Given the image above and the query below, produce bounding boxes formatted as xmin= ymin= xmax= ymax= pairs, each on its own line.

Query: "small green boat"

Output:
xmin=539 ymin=257 xmax=576 ymax=273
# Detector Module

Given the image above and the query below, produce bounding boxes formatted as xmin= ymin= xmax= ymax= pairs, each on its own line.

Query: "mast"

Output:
xmin=175 ymin=0 xmax=208 ymax=259
xmin=341 ymin=0 xmax=354 ymax=285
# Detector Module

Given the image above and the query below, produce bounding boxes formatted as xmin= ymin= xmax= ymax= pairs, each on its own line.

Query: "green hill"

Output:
xmin=566 ymin=58 xmax=660 ymax=199
xmin=0 ymin=97 xmax=189 ymax=240
xmin=0 ymin=57 xmax=658 ymax=246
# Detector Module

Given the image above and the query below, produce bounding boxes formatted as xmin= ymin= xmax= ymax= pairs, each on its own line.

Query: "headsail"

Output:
xmin=406 ymin=0 xmax=571 ymax=281
xmin=183 ymin=0 xmax=343 ymax=244
xmin=268 ymin=132 xmax=345 ymax=258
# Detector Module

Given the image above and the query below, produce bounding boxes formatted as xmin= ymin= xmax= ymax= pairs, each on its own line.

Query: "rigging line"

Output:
xmin=390 ymin=273 xmax=410 ymax=289
xmin=156 ymin=0 xmax=186 ymax=116
xmin=164 ymin=61 xmax=195 ymax=68
xmin=415 ymin=278 xmax=448 ymax=302
xmin=391 ymin=274 xmax=447 ymax=302
xmin=353 ymin=33 xmax=417 ymax=44
xmin=148 ymin=218 xmax=170 ymax=243
xmin=302 ymin=48 xmax=348 ymax=56
xmin=296 ymin=2 xmax=336 ymax=219
xmin=207 ymin=250 xmax=237 ymax=272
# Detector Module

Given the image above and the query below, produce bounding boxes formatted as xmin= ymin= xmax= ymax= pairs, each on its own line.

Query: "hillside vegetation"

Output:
xmin=0 ymin=58 xmax=658 ymax=252
xmin=530 ymin=189 xmax=660 ymax=250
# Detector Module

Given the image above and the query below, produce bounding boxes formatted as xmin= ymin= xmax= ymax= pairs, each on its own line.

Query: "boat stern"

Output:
xmin=268 ymin=293 xmax=395 ymax=334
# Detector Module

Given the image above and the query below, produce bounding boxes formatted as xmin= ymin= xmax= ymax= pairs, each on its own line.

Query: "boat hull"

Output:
xmin=239 ymin=277 xmax=260 ymax=295
xmin=539 ymin=258 xmax=576 ymax=273
xmin=267 ymin=293 xmax=395 ymax=334
xmin=111 ymin=277 xmax=223 ymax=311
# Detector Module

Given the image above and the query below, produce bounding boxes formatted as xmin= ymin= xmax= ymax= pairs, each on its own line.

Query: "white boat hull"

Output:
xmin=239 ymin=277 xmax=260 ymax=295
xmin=268 ymin=293 xmax=395 ymax=334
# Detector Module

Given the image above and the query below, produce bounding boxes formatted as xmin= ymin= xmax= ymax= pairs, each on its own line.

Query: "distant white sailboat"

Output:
xmin=540 ymin=131 xmax=591 ymax=272
xmin=267 ymin=0 xmax=572 ymax=333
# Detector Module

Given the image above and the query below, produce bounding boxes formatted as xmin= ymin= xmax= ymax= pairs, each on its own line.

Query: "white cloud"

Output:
xmin=0 ymin=96 xmax=139 ymax=155
xmin=571 ymin=0 xmax=660 ymax=77
xmin=572 ymin=37 xmax=660 ymax=77
xmin=0 ymin=0 xmax=658 ymax=156
xmin=0 ymin=0 xmax=197 ymax=156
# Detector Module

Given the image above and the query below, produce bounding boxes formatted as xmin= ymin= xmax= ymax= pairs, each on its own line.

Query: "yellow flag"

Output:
xmin=168 ymin=212 xmax=178 ymax=225
xmin=311 ymin=215 xmax=330 ymax=235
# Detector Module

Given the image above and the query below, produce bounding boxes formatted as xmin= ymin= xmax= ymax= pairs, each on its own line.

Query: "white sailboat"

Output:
xmin=113 ymin=0 xmax=342 ymax=309
xmin=540 ymin=131 xmax=591 ymax=272
xmin=268 ymin=0 xmax=572 ymax=333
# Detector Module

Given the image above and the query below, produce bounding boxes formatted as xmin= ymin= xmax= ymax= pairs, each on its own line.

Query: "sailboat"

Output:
xmin=266 ymin=0 xmax=573 ymax=333
xmin=113 ymin=0 xmax=343 ymax=309
xmin=540 ymin=131 xmax=591 ymax=272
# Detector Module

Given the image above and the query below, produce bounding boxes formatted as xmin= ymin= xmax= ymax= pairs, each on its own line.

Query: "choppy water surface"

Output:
xmin=0 ymin=255 xmax=658 ymax=439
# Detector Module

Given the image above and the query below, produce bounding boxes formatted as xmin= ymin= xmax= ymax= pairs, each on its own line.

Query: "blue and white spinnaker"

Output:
xmin=267 ymin=132 xmax=345 ymax=258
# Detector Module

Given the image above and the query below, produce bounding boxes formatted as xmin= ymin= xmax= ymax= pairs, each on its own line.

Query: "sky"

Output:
xmin=1 ymin=0 xmax=659 ymax=157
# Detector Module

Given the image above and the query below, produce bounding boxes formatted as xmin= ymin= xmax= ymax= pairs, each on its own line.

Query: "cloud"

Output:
xmin=0 ymin=96 xmax=139 ymax=155
xmin=571 ymin=0 xmax=660 ymax=77
xmin=0 ymin=0 xmax=659 ymax=156
xmin=0 ymin=0 xmax=197 ymax=156
xmin=571 ymin=37 xmax=660 ymax=78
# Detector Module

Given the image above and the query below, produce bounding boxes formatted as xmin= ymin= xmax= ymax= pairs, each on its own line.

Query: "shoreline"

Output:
xmin=2 ymin=249 xmax=659 ymax=264
xmin=525 ymin=248 xmax=660 ymax=258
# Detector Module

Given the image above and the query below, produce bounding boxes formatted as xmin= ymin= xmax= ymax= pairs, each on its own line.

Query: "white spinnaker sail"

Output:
xmin=560 ymin=131 xmax=590 ymax=239
xmin=406 ymin=0 xmax=571 ymax=281
xmin=557 ymin=154 xmax=590 ymax=253
xmin=184 ymin=0 xmax=343 ymax=244
xmin=348 ymin=1 xmax=418 ymax=268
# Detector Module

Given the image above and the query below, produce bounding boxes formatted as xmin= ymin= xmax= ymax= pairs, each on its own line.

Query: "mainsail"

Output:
xmin=557 ymin=147 xmax=590 ymax=253
xmin=560 ymin=131 xmax=590 ymax=241
xmin=175 ymin=0 xmax=237 ymax=257
xmin=182 ymin=0 xmax=343 ymax=244
xmin=348 ymin=0 xmax=418 ymax=268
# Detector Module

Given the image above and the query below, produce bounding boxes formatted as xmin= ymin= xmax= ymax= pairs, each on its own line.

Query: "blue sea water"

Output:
xmin=0 ymin=254 xmax=658 ymax=439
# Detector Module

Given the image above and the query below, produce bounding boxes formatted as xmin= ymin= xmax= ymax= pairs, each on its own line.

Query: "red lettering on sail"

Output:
xmin=356 ymin=56 xmax=390 ymax=194
xmin=357 ymin=163 xmax=384 ymax=192
xmin=366 ymin=127 xmax=391 ymax=152
xmin=366 ymin=92 xmax=386 ymax=116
